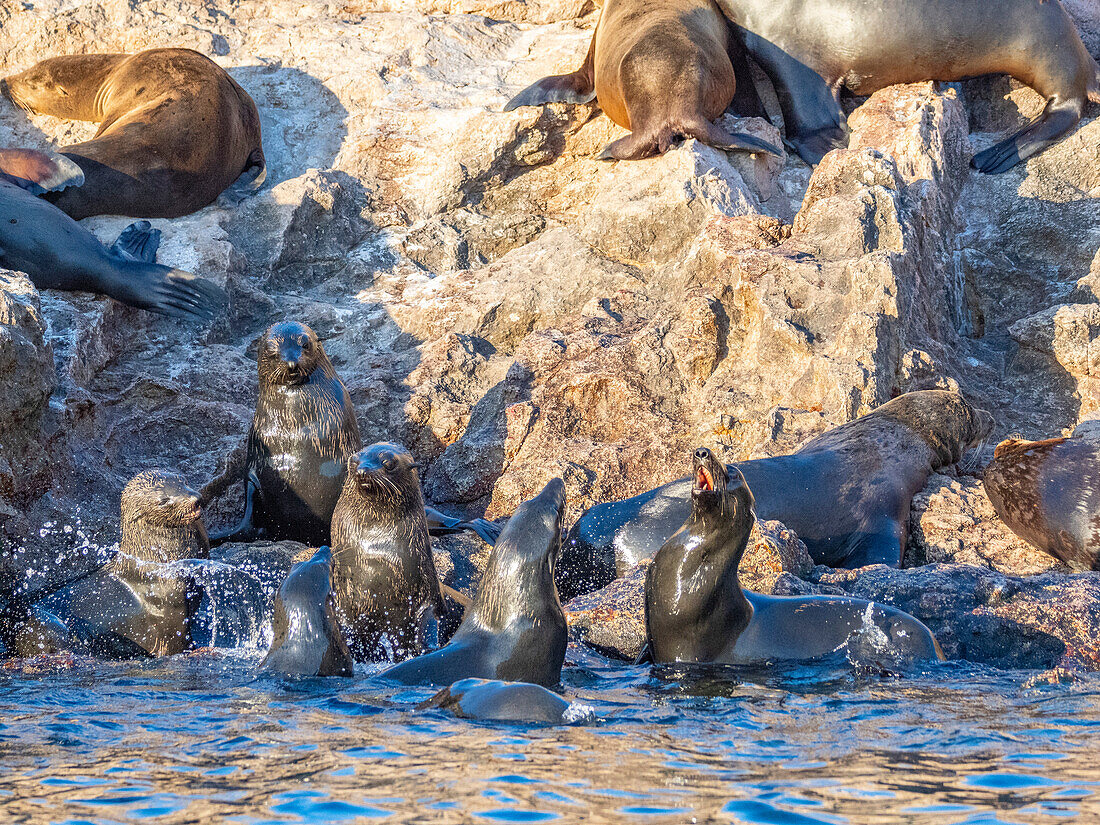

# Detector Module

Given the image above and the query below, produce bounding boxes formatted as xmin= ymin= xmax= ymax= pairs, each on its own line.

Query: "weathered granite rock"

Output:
xmin=564 ymin=520 xmax=813 ymax=660
xmin=905 ymin=473 xmax=1063 ymax=576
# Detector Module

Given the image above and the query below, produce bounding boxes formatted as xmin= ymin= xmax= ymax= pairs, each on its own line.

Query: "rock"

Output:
xmin=1009 ymin=303 xmax=1100 ymax=421
xmin=809 ymin=564 xmax=1100 ymax=671
xmin=905 ymin=473 xmax=1063 ymax=576
xmin=564 ymin=520 xmax=813 ymax=660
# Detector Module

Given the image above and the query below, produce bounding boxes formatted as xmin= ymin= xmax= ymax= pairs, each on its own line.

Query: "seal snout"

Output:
xmin=691 ymin=448 xmax=727 ymax=495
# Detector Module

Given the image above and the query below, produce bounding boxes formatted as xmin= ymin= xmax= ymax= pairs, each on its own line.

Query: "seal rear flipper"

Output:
xmin=504 ymin=31 xmax=597 ymax=111
xmin=113 ymin=261 xmax=228 ymax=322
xmin=596 ymin=131 xmax=658 ymax=161
xmin=109 ymin=220 xmax=161 ymax=263
xmin=217 ymin=147 xmax=267 ymax=207
xmin=971 ymin=98 xmax=1083 ymax=174
xmin=683 ymin=118 xmax=783 ymax=157
xmin=0 ymin=148 xmax=84 ymax=194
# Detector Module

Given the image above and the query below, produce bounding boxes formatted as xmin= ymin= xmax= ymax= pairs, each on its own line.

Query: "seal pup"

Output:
xmin=644 ymin=448 xmax=943 ymax=666
xmin=2 ymin=48 xmax=265 ymax=219
xmin=330 ymin=443 xmax=446 ymax=661
xmin=382 ymin=478 xmax=568 ymax=687
xmin=47 ymin=470 xmax=209 ymax=658
xmin=563 ymin=390 xmax=993 ymax=598
xmin=260 ymin=545 xmax=354 ymax=677
xmin=212 ymin=321 xmax=500 ymax=547
xmin=0 ymin=148 xmax=225 ymax=321
xmin=422 ymin=678 xmax=574 ymax=725
xmin=983 ymin=436 xmax=1100 ymax=571
xmin=503 ymin=0 xmax=781 ymax=160
xmin=710 ymin=0 xmax=1100 ymax=171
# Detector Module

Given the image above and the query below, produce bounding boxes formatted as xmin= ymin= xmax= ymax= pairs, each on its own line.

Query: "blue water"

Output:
xmin=2 ymin=649 xmax=1099 ymax=823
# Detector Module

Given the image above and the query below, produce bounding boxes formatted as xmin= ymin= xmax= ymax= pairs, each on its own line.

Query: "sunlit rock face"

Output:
xmin=0 ymin=0 xmax=1098 ymax=667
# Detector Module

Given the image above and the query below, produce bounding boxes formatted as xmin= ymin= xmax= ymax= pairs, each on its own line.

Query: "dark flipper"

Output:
xmin=504 ymin=32 xmax=597 ymax=111
xmin=0 ymin=148 xmax=84 ymax=194
xmin=684 ymin=119 xmax=783 ymax=157
xmin=425 ymin=506 xmax=501 ymax=545
xmin=971 ymin=98 xmax=1084 ymax=174
xmin=217 ymin=147 xmax=268 ymax=206
xmin=116 ymin=260 xmax=228 ymax=323
xmin=208 ymin=471 xmax=260 ymax=547
xmin=109 ymin=220 xmax=161 ymax=263
xmin=596 ymin=120 xmax=782 ymax=161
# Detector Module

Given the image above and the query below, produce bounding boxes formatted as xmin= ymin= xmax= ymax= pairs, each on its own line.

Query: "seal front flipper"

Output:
xmin=424 ymin=506 xmax=501 ymax=545
xmin=217 ymin=147 xmax=268 ymax=207
xmin=0 ymin=148 xmax=84 ymax=193
xmin=109 ymin=220 xmax=161 ymax=263
xmin=504 ymin=31 xmax=597 ymax=110
xmin=971 ymin=98 xmax=1083 ymax=174
xmin=208 ymin=471 xmax=261 ymax=546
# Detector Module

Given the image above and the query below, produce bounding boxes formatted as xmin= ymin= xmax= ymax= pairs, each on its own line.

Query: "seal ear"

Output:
xmin=0 ymin=148 xmax=84 ymax=194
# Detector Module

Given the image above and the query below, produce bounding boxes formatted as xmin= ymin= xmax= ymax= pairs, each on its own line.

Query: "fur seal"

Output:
xmin=712 ymin=0 xmax=1100 ymax=172
xmin=422 ymin=678 xmax=573 ymax=725
xmin=562 ymin=390 xmax=993 ymax=599
xmin=260 ymin=545 xmax=354 ymax=677
xmin=330 ymin=443 xmax=446 ymax=661
xmin=503 ymin=0 xmax=781 ymax=160
xmin=2 ymin=48 xmax=266 ymax=219
xmin=0 ymin=148 xmax=226 ymax=321
xmin=644 ymin=448 xmax=943 ymax=665
xmin=46 ymin=470 xmax=209 ymax=658
xmin=212 ymin=321 xmax=499 ymax=547
xmin=983 ymin=436 xmax=1100 ymax=571
xmin=382 ymin=478 xmax=568 ymax=688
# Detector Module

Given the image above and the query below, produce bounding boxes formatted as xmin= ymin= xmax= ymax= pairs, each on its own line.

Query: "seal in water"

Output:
xmin=212 ymin=321 xmax=499 ymax=547
xmin=503 ymin=0 xmax=781 ymax=160
xmin=644 ymin=448 xmax=943 ymax=666
xmin=260 ymin=545 xmax=354 ymax=677
xmin=0 ymin=148 xmax=225 ymax=321
xmin=330 ymin=442 xmax=446 ymax=661
xmin=47 ymin=470 xmax=209 ymax=658
xmin=710 ymin=0 xmax=1100 ymax=172
xmin=422 ymin=678 xmax=573 ymax=725
xmin=2 ymin=48 xmax=266 ymax=219
xmin=983 ymin=436 xmax=1100 ymax=571
xmin=562 ymin=390 xmax=993 ymax=599
xmin=381 ymin=478 xmax=568 ymax=687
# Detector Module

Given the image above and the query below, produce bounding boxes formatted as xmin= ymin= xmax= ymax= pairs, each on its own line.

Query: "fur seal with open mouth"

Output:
xmin=644 ymin=448 xmax=943 ymax=666
xmin=503 ymin=0 xmax=781 ymax=160
xmin=3 ymin=48 xmax=266 ymax=219
xmin=382 ymin=478 xmax=568 ymax=687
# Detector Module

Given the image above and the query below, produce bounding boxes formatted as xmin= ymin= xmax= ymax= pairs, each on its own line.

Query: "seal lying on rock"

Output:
xmin=712 ymin=0 xmax=1100 ymax=171
xmin=331 ymin=443 xmax=447 ymax=661
xmin=563 ymin=390 xmax=993 ymax=599
xmin=47 ymin=470 xmax=209 ymax=658
xmin=382 ymin=479 xmax=568 ymax=687
xmin=422 ymin=678 xmax=574 ymax=725
xmin=504 ymin=0 xmax=781 ymax=160
xmin=2 ymin=48 xmax=266 ymax=219
xmin=0 ymin=148 xmax=225 ymax=321
xmin=983 ymin=436 xmax=1100 ymax=571
xmin=260 ymin=545 xmax=354 ymax=677
xmin=644 ymin=449 xmax=943 ymax=666
xmin=212 ymin=321 xmax=499 ymax=547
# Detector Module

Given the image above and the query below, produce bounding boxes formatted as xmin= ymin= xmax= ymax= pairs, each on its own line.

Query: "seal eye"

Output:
xmin=300 ymin=338 xmax=312 ymax=351
xmin=156 ymin=495 xmax=170 ymax=507
xmin=381 ymin=454 xmax=397 ymax=472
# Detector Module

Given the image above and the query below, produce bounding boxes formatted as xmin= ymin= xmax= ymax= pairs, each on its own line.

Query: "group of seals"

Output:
xmin=507 ymin=0 xmax=1100 ymax=172
xmin=0 ymin=148 xmax=225 ymax=321
xmin=0 ymin=47 xmax=263 ymax=319
xmin=644 ymin=448 xmax=942 ymax=666
xmin=562 ymin=390 xmax=993 ymax=599
xmin=504 ymin=0 xmax=781 ymax=160
xmin=983 ymin=436 xmax=1100 ymax=571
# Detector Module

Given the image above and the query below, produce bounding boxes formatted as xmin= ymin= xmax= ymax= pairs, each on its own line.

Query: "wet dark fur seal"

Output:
xmin=382 ymin=478 xmax=568 ymax=688
xmin=46 ymin=470 xmax=209 ymax=658
xmin=503 ymin=0 xmax=781 ymax=160
xmin=213 ymin=321 xmax=499 ymax=547
xmin=713 ymin=0 xmax=1100 ymax=172
xmin=644 ymin=449 xmax=943 ymax=665
xmin=423 ymin=678 xmax=573 ymax=725
xmin=0 ymin=148 xmax=225 ymax=321
xmin=563 ymin=390 xmax=993 ymax=599
xmin=331 ymin=443 xmax=446 ymax=661
xmin=983 ymin=436 xmax=1100 ymax=571
xmin=2 ymin=48 xmax=265 ymax=219
xmin=260 ymin=545 xmax=354 ymax=677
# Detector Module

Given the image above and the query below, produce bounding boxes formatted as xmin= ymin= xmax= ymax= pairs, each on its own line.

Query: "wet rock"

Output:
xmin=905 ymin=473 xmax=1063 ymax=576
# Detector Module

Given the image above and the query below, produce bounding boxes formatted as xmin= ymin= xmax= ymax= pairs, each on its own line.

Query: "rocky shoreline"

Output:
xmin=1 ymin=0 xmax=1099 ymax=670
